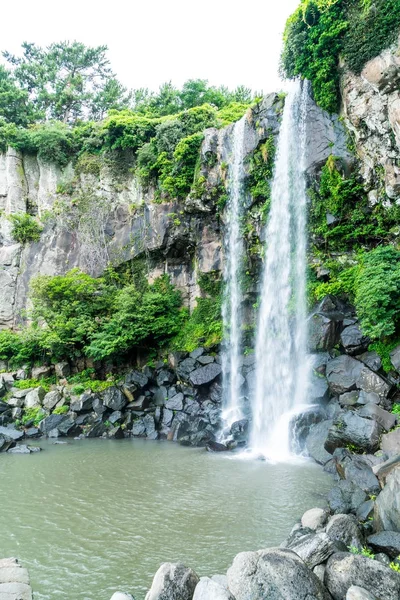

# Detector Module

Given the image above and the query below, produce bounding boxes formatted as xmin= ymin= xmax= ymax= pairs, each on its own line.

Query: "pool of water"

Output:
xmin=0 ymin=438 xmax=331 ymax=599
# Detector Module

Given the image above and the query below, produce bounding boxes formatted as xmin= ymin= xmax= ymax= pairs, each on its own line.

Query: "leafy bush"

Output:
xmin=21 ymin=407 xmax=46 ymax=426
xmin=281 ymin=0 xmax=400 ymax=113
xmin=53 ymin=405 xmax=69 ymax=414
xmin=9 ymin=213 xmax=42 ymax=244
xmin=354 ymin=246 xmax=400 ymax=340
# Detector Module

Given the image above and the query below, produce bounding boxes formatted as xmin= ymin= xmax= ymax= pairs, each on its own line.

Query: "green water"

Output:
xmin=0 ymin=438 xmax=331 ymax=599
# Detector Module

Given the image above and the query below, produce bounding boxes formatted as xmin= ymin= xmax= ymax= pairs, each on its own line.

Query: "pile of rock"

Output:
xmin=0 ymin=348 xmax=242 ymax=450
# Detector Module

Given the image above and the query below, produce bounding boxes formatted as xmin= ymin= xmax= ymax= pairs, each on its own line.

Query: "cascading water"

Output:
xmin=221 ymin=116 xmax=247 ymax=430
xmin=250 ymin=80 xmax=311 ymax=460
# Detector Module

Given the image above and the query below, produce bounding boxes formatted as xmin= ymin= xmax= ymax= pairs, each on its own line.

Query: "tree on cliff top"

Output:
xmin=3 ymin=41 xmax=130 ymax=123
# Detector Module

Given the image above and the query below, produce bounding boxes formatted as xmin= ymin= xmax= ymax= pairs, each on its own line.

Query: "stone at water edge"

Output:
xmin=285 ymin=532 xmax=335 ymax=569
xmin=145 ymin=562 xmax=199 ymax=600
xmin=325 ymin=412 xmax=382 ymax=454
xmin=324 ymin=552 xmax=400 ymax=600
xmin=109 ymin=593 xmax=135 ymax=600
xmin=301 ymin=507 xmax=329 ymax=530
xmin=346 ymin=586 xmax=377 ymax=600
xmin=227 ymin=548 xmax=332 ymax=600
xmin=193 ymin=577 xmax=234 ymax=600
xmin=325 ymin=514 xmax=365 ymax=552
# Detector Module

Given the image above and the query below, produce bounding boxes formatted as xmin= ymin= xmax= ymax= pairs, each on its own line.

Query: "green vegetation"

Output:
xmin=348 ymin=545 xmax=375 ymax=559
xmin=53 ymin=405 xmax=69 ymax=415
xmin=9 ymin=213 xmax=43 ymax=244
xmin=282 ymin=0 xmax=400 ymax=112
xmin=21 ymin=407 xmax=46 ymax=427
xmin=390 ymin=557 xmax=400 ymax=572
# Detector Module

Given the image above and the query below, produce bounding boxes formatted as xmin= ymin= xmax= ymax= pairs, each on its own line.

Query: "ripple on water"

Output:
xmin=0 ymin=438 xmax=331 ymax=600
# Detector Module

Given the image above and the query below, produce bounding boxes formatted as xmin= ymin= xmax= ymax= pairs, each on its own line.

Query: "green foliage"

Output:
xmin=390 ymin=557 xmax=400 ymax=572
xmin=354 ymin=246 xmax=400 ymax=340
xmin=246 ymin=136 xmax=276 ymax=209
xmin=21 ymin=407 xmax=46 ymax=426
xmin=348 ymin=545 xmax=375 ymax=559
xmin=87 ymin=276 xmax=184 ymax=360
xmin=159 ymin=132 xmax=204 ymax=199
xmin=0 ymin=65 xmax=36 ymax=126
xmin=282 ymin=0 xmax=400 ymax=113
xmin=53 ymin=405 xmax=69 ymax=414
xmin=392 ymin=404 xmax=400 ymax=416
xmin=217 ymin=103 xmax=249 ymax=127
xmin=369 ymin=339 xmax=400 ymax=373
xmin=9 ymin=213 xmax=42 ymax=244
xmin=4 ymin=41 xmax=130 ymax=123
xmin=67 ymin=368 xmax=116 ymax=392
xmin=309 ymin=157 xmax=400 ymax=252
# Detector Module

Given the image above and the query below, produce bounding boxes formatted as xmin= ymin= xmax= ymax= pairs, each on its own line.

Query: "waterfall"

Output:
xmin=250 ymin=80 xmax=310 ymax=460
xmin=221 ymin=116 xmax=246 ymax=429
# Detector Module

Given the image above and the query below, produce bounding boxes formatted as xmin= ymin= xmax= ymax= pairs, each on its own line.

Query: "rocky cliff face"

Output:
xmin=0 ymin=91 xmax=348 ymax=329
xmin=341 ymin=33 xmax=400 ymax=202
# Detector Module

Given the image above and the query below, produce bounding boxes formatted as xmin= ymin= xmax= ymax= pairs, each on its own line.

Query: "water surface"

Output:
xmin=0 ymin=439 xmax=331 ymax=599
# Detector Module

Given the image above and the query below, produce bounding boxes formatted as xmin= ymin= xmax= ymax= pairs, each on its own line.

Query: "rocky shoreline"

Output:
xmin=2 ymin=296 xmax=400 ymax=598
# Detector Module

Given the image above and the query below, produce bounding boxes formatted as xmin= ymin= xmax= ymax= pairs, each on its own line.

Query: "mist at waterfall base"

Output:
xmin=221 ymin=81 xmax=315 ymax=462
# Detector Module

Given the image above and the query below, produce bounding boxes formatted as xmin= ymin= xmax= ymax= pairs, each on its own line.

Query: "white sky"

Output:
xmin=2 ymin=0 xmax=300 ymax=94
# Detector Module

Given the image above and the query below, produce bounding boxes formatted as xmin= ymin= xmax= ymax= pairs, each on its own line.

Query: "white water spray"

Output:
xmin=250 ymin=81 xmax=311 ymax=461
xmin=221 ymin=116 xmax=247 ymax=429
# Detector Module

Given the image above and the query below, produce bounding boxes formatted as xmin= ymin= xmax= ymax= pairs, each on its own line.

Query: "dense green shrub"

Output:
xmin=9 ymin=213 xmax=43 ymax=243
xmin=282 ymin=0 xmax=400 ymax=113
xmin=246 ymin=136 xmax=276 ymax=209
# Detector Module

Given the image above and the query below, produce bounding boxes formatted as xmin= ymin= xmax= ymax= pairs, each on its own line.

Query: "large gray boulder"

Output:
xmin=326 ymin=356 xmax=363 ymax=395
xmin=340 ymin=325 xmax=369 ymax=355
xmin=305 ymin=420 xmax=333 ymax=464
xmin=109 ymin=593 xmax=135 ymax=600
xmin=358 ymin=403 xmax=396 ymax=432
xmin=24 ymin=387 xmax=45 ymax=408
xmin=0 ymin=426 xmax=23 ymax=441
xmin=227 ymin=548 xmax=332 ymax=600
xmin=325 ymin=412 xmax=382 ymax=454
xmin=324 ymin=552 xmax=400 ymax=600
xmin=333 ymin=450 xmax=380 ymax=495
xmin=193 ymin=577 xmax=234 ymax=600
xmin=381 ymin=428 xmax=400 ymax=457
xmin=101 ymin=387 xmax=127 ymax=411
xmin=309 ymin=312 xmax=343 ymax=351
xmin=286 ymin=532 xmax=335 ymax=568
xmin=374 ymin=467 xmax=400 ymax=532
xmin=325 ymin=514 xmax=365 ymax=551
xmin=42 ymin=390 xmax=62 ymax=411
xmin=367 ymin=531 xmax=400 ymax=558
xmin=177 ymin=358 xmax=197 ymax=381
xmin=189 ymin=363 xmax=222 ymax=387
xmin=346 ymin=586 xmax=377 ymax=600
xmin=356 ymin=367 xmax=391 ymax=400
xmin=145 ymin=562 xmax=199 ymax=600
xmin=327 ymin=480 xmax=367 ymax=515
xmin=301 ymin=508 xmax=329 ymax=531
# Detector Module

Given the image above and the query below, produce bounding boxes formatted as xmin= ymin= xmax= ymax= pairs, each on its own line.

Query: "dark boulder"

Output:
xmin=367 ymin=531 xmax=400 ymax=559
xmin=356 ymin=352 xmax=382 ymax=372
xmin=324 ymin=552 xmax=400 ymax=600
xmin=327 ymin=480 xmax=367 ymax=514
xmin=101 ymin=387 xmax=127 ymax=411
xmin=325 ymin=412 xmax=382 ymax=454
xmin=125 ymin=370 xmax=149 ymax=388
xmin=358 ymin=403 xmax=397 ymax=432
xmin=356 ymin=367 xmax=392 ymax=401
xmin=374 ymin=467 xmax=400 ymax=532
xmin=0 ymin=426 xmax=23 ymax=441
xmin=165 ymin=393 xmax=184 ymax=411
xmin=326 ymin=356 xmax=364 ymax=395
xmin=305 ymin=420 xmax=333 ymax=465
xmin=189 ymin=363 xmax=222 ymax=387
xmin=309 ymin=312 xmax=343 ymax=352
xmin=145 ymin=562 xmax=199 ymax=600
xmin=206 ymin=441 xmax=229 ymax=452
xmin=381 ymin=429 xmax=400 ymax=457
xmin=39 ymin=414 xmax=68 ymax=435
xmin=286 ymin=532 xmax=335 ymax=568
xmin=325 ymin=514 xmax=365 ymax=551
xmin=340 ymin=325 xmax=370 ymax=355
xmin=230 ymin=419 xmax=249 ymax=443
xmin=227 ymin=547 xmax=332 ymax=600
xmin=333 ymin=449 xmax=380 ymax=495
xmin=177 ymin=358 xmax=197 ymax=381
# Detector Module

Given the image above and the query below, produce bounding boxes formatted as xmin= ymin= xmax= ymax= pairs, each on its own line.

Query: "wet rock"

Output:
xmin=305 ymin=420 xmax=333 ymax=465
xmin=333 ymin=449 xmax=380 ymax=495
xmin=108 ymin=426 xmax=125 ymax=439
xmin=131 ymin=419 xmax=146 ymax=437
xmin=143 ymin=414 xmax=157 ymax=440
xmin=356 ymin=500 xmax=374 ymax=522
xmin=327 ymin=480 xmax=367 ymax=514
xmin=193 ymin=577 xmax=234 ymax=600
xmin=0 ymin=434 xmax=14 ymax=452
xmin=7 ymin=444 xmax=36 ymax=454
xmin=101 ymin=387 xmax=127 ymax=411
xmin=127 ymin=396 xmax=150 ymax=411
xmin=340 ymin=325 xmax=370 ymax=355
xmin=109 ymin=411 xmax=122 ymax=424
xmin=381 ymin=429 xmax=400 ymax=457
xmin=206 ymin=441 xmax=229 ymax=452
xmin=227 ymin=547 xmax=331 ymax=600
xmin=372 ymin=454 xmax=400 ymax=486
xmin=0 ymin=426 xmax=23 ymax=441
xmin=339 ymin=391 xmax=360 ymax=407
xmin=286 ymin=532 xmax=335 ymax=568
xmin=326 ymin=356 xmax=364 ymax=395
xmin=190 ymin=348 xmax=204 ymax=360
xmin=357 ymin=391 xmax=380 ymax=406
xmin=39 ymin=414 xmax=68 ymax=435
xmin=301 ymin=508 xmax=328 ymax=531
xmin=92 ymin=397 xmax=106 ymax=416
xmin=326 ymin=514 xmax=365 ymax=551
xmin=177 ymin=358 xmax=197 ymax=381
xmin=196 ymin=355 xmax=214 ymax=365
xmin=70 ymin=392 xmax=94 ymax=413
xmin=125 ymin=370 xmax=149 ymax=389
xmin=358 ymin=403 xmax=397 ymax=432
xmin=367 ymin=531 xmax=400 ymax=559
xmin=356 ymin=352 xmax=382 ymax=373
xmin=145 ymin=562 xmax=199 ymax=600
xmin=31 ymin=365 xmax=53 ymax=379
xmin=346 ymin=586 xmax=378 ymax=600
xmin=230 ymin=419 xmax=249 ymax=443
xmin=290 ymin=406 xmax=326 ymax=451
xmin=85 ymin=421 xmax=106 ymax=438
xmin=109 ymin=593 xmax=135 ymax=600
xmin=325 ymin=412 xmax=382 ymax=454
xmin=24 ymin=387 xmax=45 ymax=409
xmin=55 ymin=361 xmax=70 ymax=378
xmin=157 ymin=369 xmax=175 ymax=387
xmin=42 ymin=390 xmax=62 ymax=411
xmin=309 ymin=312 xmax=343 ymax=351
xmin=374 ymin=467 xmax=400 ymax=531
xmin=356 ymin=367 xmax=392 ymax=401
xmin=166 ymin=393 xmax=184 ymax=411
xmin=324 ymin=552 xmax=400 ymax=600
xmin=189 ymin=363 xmax=222 ymax=386
xmin=24 ymin=427 xmax=40 ymax=438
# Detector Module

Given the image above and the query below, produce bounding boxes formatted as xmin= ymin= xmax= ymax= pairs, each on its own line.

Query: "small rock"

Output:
xmin=301 ymin=508 xmax=328 ymax=530
xmin=326 ymin=514 xmax=365 ymax=551
xmin=145 ymin=563 xmax=199 ymax=600
xmin=25 ymin=387 xmax=45 ymax=409
xmin=346 ymin=586 xmax=378 ymax=600
xmin=31 ymin=365 xmax=53 ymax=380
xmin=55 ymin=362 xmax=70 ymax=378
xmin=189 ymin=363 xmax=222 ymax=387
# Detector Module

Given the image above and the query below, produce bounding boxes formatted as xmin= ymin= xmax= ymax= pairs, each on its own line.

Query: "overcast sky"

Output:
xmin=2 ymin=0 xmax=300 ymax=94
